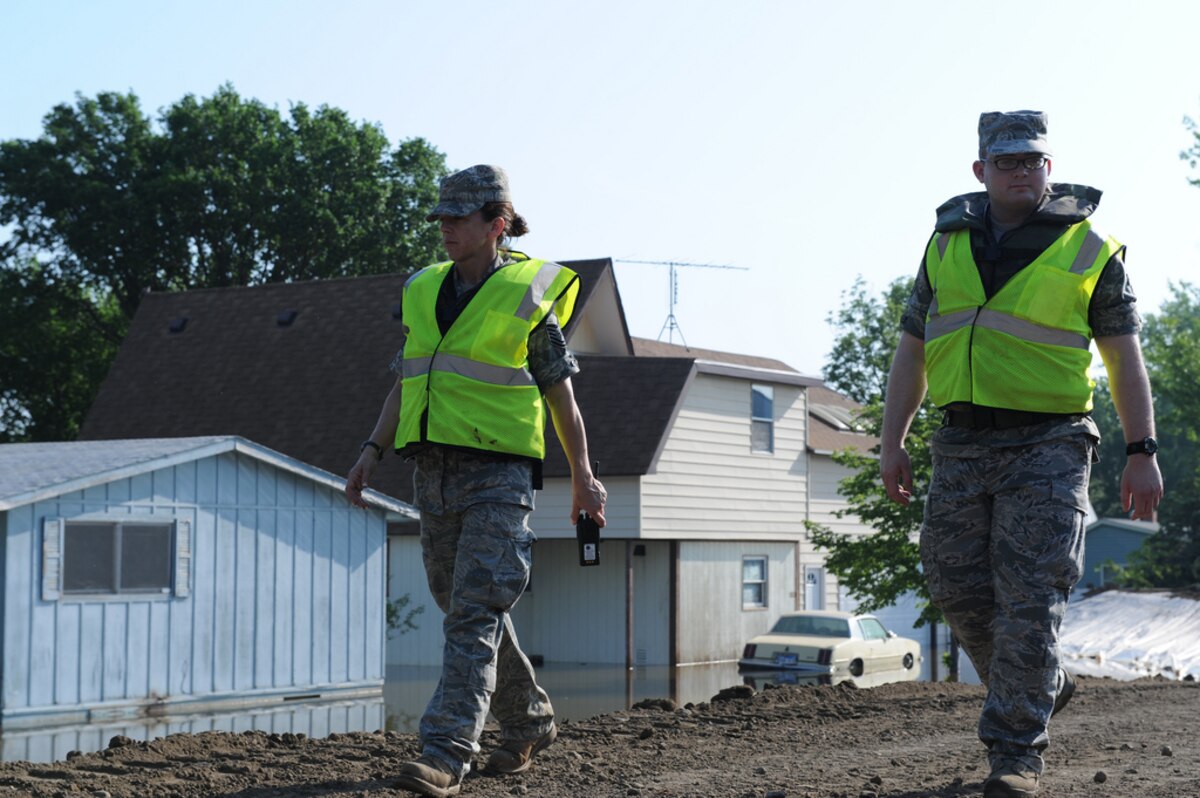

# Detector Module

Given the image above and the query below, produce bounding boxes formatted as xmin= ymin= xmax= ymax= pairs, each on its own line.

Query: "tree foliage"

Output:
xmin=1107 ymin=283 xmax=1200 ymax=586
xmin=806 ymin=276 xmax=944 ymax=625
xmin=0 ymin=85 xmax=448 ymax=441
xmin=0 ymin=260 xmax=124 ymax=441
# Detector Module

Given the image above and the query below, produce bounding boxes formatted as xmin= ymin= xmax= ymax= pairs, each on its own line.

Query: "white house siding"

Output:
xmin=2 ymin=451 xmax=386 ymax=727
xmin=806 ymin=454 xmax=874 ymax=609
xmin=640 ymin=375 xmax=808 ymax=539
xmin=528 ymin=477 xmax=641 ymax=541
xmin=512 ymin=539 xmax=671 ymax=666
xmin=524 ymin=478 xmax=660 ymax=665
xmin=807 ymin=455 xmax=872 ymax=537
xmin=386 ymin=476 xmax=666 ymax=667
xmin=676 ymin=540 xmax=796 ymax=665
xmin=385 ymin=534 xmax=441 ymax=667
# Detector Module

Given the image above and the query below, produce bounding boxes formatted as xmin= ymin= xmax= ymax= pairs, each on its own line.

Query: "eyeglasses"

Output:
xmin=989 ymin=155 xmax=1048 ymax=171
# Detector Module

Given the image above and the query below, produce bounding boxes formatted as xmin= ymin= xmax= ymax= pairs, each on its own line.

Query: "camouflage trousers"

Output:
xmin=417 ymin=501 xmax=555 ymax=777
xmin=920 ymin=432 xmax=1090 ymax=775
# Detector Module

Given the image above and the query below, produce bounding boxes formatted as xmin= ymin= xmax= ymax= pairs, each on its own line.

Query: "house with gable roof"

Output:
xmin=80 ymin=259 xmax=878 ymax=668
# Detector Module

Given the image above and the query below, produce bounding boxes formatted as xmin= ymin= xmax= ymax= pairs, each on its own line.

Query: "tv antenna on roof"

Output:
xmin=617 ymin=259 xmax=748 ymax=348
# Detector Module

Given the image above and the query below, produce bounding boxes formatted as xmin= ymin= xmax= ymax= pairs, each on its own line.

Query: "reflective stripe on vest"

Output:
xmin=395 ymin=256 xmax=580 ymax=459
xmin=923 ymin=220 xmax=1121 ymax=413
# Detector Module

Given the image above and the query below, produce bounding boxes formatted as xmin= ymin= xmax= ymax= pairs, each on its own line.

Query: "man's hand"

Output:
xmin=1121 ymin=455 xmax=1163 ymax=521
xmin=572 ymin=475 xmax=607 ymax=527
xmin=345 ymin=451 xmax=380 ymax=509
xmin=880 ymin=445 xmax=914 ymax=506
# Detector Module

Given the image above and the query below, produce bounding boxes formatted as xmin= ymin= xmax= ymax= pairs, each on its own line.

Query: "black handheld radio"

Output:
xmin=576 ymin=461 xmax=601 ymax=567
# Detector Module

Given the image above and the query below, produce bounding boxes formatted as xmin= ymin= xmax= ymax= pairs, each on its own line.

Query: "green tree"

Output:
xmin=0 ymin=85 xmax=448 ymax=440
xmin=805 ymin=276 xmax=944 ymax=625
xmin=1113 ymin=283 xmax=1200 ymax=586
xmin=0 ymin=260 xmax=124 ymax=442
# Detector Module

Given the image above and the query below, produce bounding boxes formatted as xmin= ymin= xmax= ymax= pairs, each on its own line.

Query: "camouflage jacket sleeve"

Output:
xmin=529 ymin=314 xmax=580 ymax=391
xmin=899 ymin=255 xmax=933 ymax=340
xmin=387 ymin=334 xmax=407 ymax=377
xmin=1088 ymin=252 xmax=1141 ymax=337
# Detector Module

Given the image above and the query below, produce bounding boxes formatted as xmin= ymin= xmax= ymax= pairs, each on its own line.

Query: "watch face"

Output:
xmin=1144 ymin=437 xmax=1159 ymax=455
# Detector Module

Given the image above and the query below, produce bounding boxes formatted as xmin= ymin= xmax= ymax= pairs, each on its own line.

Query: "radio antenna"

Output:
xmin=616 ymin=259 xmax=748 ymax=347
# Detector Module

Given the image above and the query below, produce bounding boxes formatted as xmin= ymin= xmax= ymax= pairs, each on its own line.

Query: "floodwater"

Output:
xmin=0 ymin=639 xmax=977 ymax=763
xmin=384 ymin=636 xmax=980 ymax=733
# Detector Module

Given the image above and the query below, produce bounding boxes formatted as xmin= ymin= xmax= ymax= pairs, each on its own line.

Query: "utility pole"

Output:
xmin=617 ymin=259 xmax=748 ymax=347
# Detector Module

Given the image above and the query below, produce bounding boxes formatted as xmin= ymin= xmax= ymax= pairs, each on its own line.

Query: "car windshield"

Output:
xmin=771 ymin=616 xmax=851 ymax=638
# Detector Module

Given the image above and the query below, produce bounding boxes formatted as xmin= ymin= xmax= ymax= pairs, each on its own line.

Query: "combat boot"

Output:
xmin=983 ymin=762 xmax=1039 ymax=797
xmin=485 ymin=722 xmax=557 ymax=774
xmin=1051 ymin=667 xmax=1075 ymax=718
xmin=395 ymin=755 xmax=461 ymax=797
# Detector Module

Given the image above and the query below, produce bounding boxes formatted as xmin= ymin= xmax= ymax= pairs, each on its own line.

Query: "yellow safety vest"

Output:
xmin=396 ymin=256 xmax=580 ymax=459
xmin=923 ymin=220 xmax=1121 ymax=413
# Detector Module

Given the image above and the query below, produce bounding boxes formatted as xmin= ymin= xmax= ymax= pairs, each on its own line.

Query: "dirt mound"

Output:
xmin=0 ymin=678 xmax=1195 ymax=796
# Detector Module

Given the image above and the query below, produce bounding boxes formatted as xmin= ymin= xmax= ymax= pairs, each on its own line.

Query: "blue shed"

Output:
xmin=1082 ymin=517 xmax=1159 ymax=590
xmin=0 ymin=436 xmax=416 ymax=732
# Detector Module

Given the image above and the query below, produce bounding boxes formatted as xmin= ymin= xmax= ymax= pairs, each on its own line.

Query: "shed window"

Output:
xmin=742 ymin=556 xmax=768 ymax=608
xmin=751 ymin=384 xmax=774 ymax=453
xmin=62 ymin=521 xmax=174 ymax=594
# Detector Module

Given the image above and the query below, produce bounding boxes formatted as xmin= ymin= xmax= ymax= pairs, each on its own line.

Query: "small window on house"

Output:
xmin=63 ymin=521 xmax=174 ymax=595
xmin=742 ymin=556 xmax=768 ymax=609
xmin=751 ymin=384 xmax=774 ymax=453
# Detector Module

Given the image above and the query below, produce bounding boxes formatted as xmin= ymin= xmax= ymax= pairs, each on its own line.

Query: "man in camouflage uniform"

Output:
xmin=346 ymin=165 xmax=607 ymax=797
xmin=879 ymin=112 xmax=1162 ymax=797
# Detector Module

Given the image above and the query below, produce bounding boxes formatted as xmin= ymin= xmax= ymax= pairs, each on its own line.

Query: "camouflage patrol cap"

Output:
xmin=978 ymin=110 xmax=1052 ymax=159
xmin=425 ymin=164 xmax=512 ymax=221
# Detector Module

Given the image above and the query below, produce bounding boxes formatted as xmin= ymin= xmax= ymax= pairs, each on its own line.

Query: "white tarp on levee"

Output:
xmin=1061 ymin=589 xmax=1200 ymax=681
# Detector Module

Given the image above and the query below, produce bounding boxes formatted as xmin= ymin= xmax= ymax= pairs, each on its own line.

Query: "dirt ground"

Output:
xmin=0 ymin=677 xmax=1196 ymax=798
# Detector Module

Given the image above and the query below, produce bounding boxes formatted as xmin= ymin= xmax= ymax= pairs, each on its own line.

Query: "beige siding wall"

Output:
xmin=808 ymin=455 xmax=873 ymax=537
xmin=511 ymin=539 xmax=671 ymax=665
xmin=386 ymin=536 xmax=442 ymax=666
xmin=641 ymin=374 xmax=807 ymax=539
xmin=806 ymin=454 xmax=874 ymax=610
xmin=676 ymin=540 xmax=797 ymax=664
xmin=528 ymin=477 xmax=641 ymax=541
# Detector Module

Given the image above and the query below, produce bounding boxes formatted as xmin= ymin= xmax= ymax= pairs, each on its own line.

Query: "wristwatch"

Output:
xmin=360 ymin=440 xmax=384 ymax=461
xmin=1125 ymin=437 xmax=1158 ymax=457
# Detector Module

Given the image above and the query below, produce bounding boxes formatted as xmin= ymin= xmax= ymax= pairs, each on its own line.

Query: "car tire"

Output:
xmin=902 ymin=653 xmax=914 ymax=670
xmin=849 ymin=659 xmax=864 ymax=677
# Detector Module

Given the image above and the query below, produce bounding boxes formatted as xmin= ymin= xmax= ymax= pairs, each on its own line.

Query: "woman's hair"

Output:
xmin=481 ymin=202 xmax=529 ymax=239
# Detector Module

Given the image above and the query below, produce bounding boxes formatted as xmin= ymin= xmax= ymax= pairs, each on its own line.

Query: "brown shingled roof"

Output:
xmin=631 ymin=337 xmax=798 ymax=372
xmin=544 ymin=355 xmax=694 ymax=478
xmin=81 ymin=260 xmax=689 ymax=502
xmin=806 ymin=384 xmax=879 ymax=455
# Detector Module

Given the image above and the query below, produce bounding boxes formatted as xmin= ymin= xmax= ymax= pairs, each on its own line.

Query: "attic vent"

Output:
xmin=168 ymin=317 xmax=188 ymax=333
xmin=391 ymin=303 xmax=403 ymax=320
xmin=277 ymin=310 xmax=299 ymax=327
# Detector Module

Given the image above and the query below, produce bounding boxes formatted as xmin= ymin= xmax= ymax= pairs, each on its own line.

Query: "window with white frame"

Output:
xmin=42 ymin=517 xmax=191 ymax=600
xmin=742 ymin=556 xmax=768 ymax=608
xmin=750 ymin=384 xmax=774 ymax=453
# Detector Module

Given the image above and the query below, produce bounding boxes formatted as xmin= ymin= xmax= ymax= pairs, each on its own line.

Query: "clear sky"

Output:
xmin=4 ymin=0 xmax=1199 ymax=376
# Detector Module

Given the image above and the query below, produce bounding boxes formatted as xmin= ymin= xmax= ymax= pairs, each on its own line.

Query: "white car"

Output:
xmin=738 ymin=611 xmax=922 ymax=677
